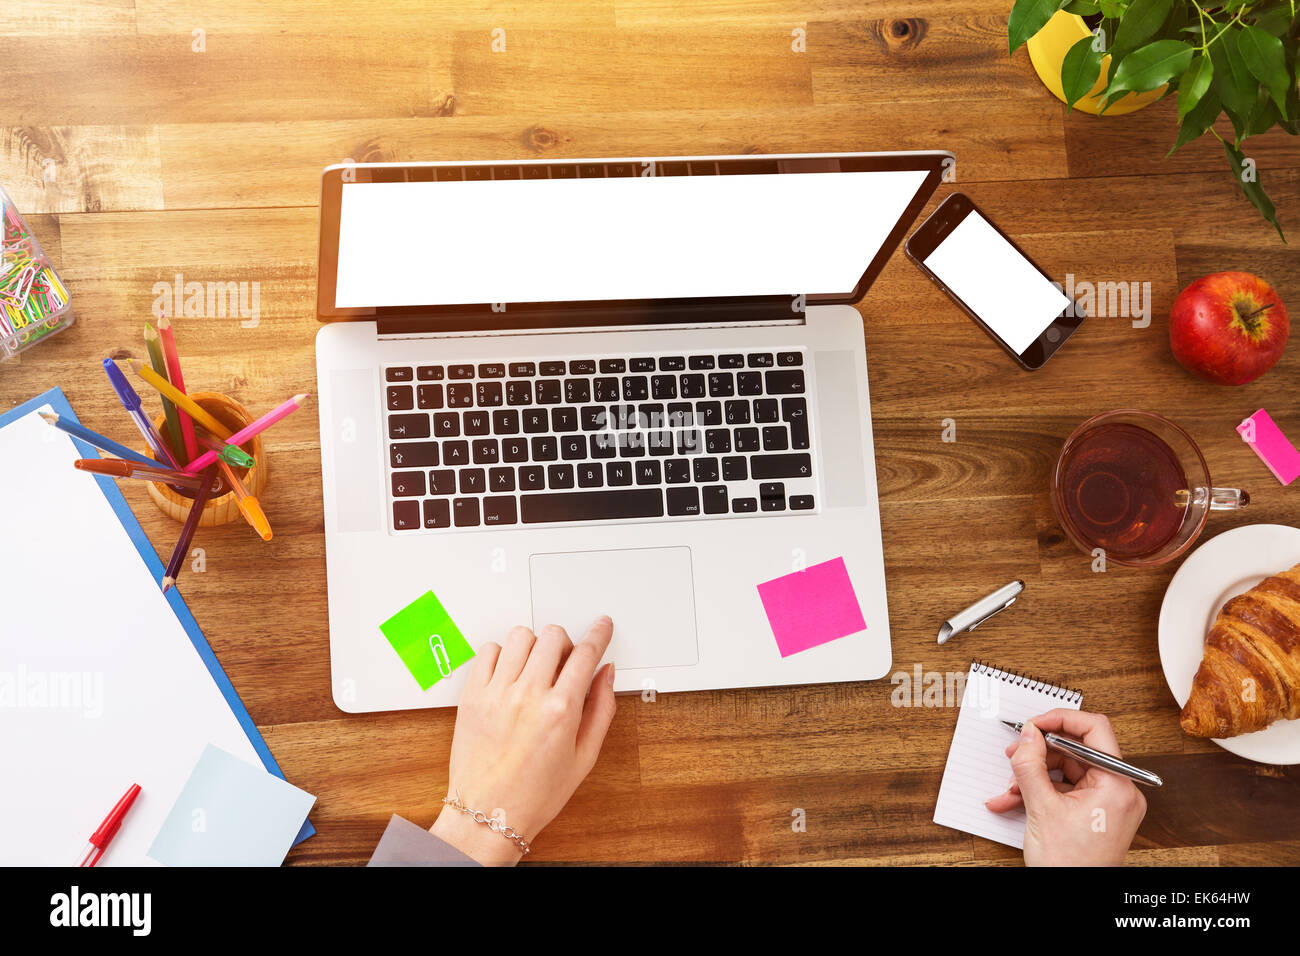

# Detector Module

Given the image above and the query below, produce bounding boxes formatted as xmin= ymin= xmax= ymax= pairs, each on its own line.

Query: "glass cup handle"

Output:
xmin=1208 ymin=487 xmax=1250 ymax=511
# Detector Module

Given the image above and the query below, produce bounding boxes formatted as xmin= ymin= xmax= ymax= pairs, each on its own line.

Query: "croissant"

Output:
xmin=1179 ymin=562 xmax=1300 ymax=738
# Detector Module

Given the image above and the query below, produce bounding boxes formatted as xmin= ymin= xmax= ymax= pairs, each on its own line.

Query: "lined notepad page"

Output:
xmin=933 ymin=663 xmax=1083 ymax=850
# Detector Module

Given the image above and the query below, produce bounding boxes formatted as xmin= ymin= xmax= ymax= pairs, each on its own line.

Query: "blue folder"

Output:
xmin=3 ymin=387 xmax=315 ymax=848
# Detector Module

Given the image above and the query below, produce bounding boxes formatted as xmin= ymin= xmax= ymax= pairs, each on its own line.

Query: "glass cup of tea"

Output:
xmin=1050 ymin=409 xmax=1249 ymax=568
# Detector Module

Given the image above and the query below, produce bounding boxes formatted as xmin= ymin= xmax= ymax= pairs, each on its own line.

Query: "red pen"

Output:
xmin=78 ymin=783 xmax=142 ymax=867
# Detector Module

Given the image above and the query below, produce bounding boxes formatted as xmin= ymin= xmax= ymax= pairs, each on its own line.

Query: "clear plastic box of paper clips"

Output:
xmin=0 ymin=185 xmax=74 ymax=361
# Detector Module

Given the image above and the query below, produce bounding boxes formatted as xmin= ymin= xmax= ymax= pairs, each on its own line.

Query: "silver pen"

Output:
xmin=1001 ymin=720 xmax=1164 ymax=788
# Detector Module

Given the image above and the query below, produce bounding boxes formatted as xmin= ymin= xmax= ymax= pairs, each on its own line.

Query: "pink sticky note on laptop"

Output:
xmin=756 ymin=557 xmax=867 ymax=657
xmin=1238 ymin=409 xmax=1300 ymax=486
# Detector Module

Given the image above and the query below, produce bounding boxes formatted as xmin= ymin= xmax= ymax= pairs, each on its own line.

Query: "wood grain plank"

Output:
xmin=0 ymin=127 xmax=163 ymax=213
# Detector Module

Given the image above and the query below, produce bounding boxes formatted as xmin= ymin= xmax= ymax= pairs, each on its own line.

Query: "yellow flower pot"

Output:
xmin=1027 ymin=10 xmax=1165 ymax=115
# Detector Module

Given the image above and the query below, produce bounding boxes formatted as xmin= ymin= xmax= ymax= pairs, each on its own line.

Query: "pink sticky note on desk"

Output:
xmin=756 ymin=557 xmax=867 ymax=657
xmin=1238 ymin=409 xmax=1300 ymax=486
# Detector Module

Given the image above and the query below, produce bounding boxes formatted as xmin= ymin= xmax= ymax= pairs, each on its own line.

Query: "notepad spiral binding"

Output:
xmin=972 ymin=660 xmax=1083 ymax=705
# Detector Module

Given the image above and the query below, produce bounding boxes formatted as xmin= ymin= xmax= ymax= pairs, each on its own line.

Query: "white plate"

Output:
xmin=1158 ymin=523 xmax=1300 ymax=764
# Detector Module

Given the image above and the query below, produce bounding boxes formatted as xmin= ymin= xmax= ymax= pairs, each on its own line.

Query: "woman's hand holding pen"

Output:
xmin=985 ymin=709 xmax=1147 ymax=866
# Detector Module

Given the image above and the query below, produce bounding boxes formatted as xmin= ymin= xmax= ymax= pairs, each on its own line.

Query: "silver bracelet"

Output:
xmin=441 ymin=793 xmax=531 ymax=856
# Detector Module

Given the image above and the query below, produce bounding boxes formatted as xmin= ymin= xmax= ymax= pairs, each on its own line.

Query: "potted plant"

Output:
xmin=1009 ymin=1 xmax=1300 ymax=239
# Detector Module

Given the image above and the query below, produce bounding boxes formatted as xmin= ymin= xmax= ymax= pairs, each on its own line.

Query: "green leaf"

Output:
xmin=1061 ymin=34 xmax=1105 ymax=110
xmin=1209 ymin=34 xmax=1256 ymax=120
xmin=1062 ymin=0 xmax=1101 ymax=15
xmin=1097 ymin=0 xmax=1125 ymax=17
xmin=1177 ymin=53 xmax=1213 ymax=121
xmin=1221 ymin=138 xmax=1286 ymax=241
xmin=1237 ymin=24 xmax=1291 ymax=119
xmin=1243 ymin=87 xmax=1281 ymax=138
xmin=1111 ymin=0 xmax=1171 ymax=62
xmin=1009 ymin=0 xmax=1064 ymax=55
xmin=1254 ymin=5 xmax=1295 ymax=37
xmin=1102 ymin=39 xmax=1193 ymax=101
xmin=1168 ymin=87 xmax=1220 ymax=155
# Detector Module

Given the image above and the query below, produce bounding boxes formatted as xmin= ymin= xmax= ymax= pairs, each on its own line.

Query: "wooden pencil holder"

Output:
xmin=147 ymin=392 xmax=267 ymax=527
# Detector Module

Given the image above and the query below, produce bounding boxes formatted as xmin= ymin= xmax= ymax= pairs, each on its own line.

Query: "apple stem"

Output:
xmin=1241 ymin=303 xmax=1275 ymax=321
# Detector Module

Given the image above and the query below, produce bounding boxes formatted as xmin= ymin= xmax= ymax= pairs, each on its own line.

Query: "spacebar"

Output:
xmin=521 ymin=489 xmax=665 ymax=524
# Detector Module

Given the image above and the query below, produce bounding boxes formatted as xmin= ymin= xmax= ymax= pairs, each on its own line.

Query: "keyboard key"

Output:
xmin=569 ymin=359 xmax=596 ymax=375
xmin=777 ymin=351 xmax=802 ymax=367
xmin=519 ymin=466 xmax=545 ymax=490
xmin=606 ymin=461 xmax=633 ymax=486
xmin=386 ymin=366 xmax=413 ymax=382
xmin=492 ymin=409 xmax=520 ymax=434
xmin=565 ymin=379 xmax=591 ymax=404
xmin=463 ymin=410 xmax=490 ymax=435
xmin=551 ymin=407 xmax=578 ymax=433
xmin=521 ymin=489 xmax=664 ymax=524
xmin=697 ymin=402 xmax=722 ymax=426
xmin=388 ymin=413 xmax=430 ymax=439
xmin=725 ymin=400 xmax=750 ymax=425
xmin=507 ymin=381 xmax=533 ymax=406
xmin=417 ymin=384 xmax=444 ymax=409
xmin=577 ymin=463 xmax=603 ymax=488
xmin=593 ymin=377 xmax=620 ymax=402
xmin=732 ymin=497 xmax=757 ymax=513
xmin=619 ymin=432 xmax=645 ymax=457
xmin=652 ymin=375 xmax=677 ymax=399
xmin=393 ymin=500 xmax=420 ymax=530
xmin=590 ymin=432 xmax=617 ymax=458
xmin=680 ymin=374 xmax=706 ymax=398
xmin=422 ymin=498 xmax=451 ymax=528
xmin=432 ymin=412 xmax=460 ymax=438
xmin=472 ymin=439 xmax=499 ymax=464
xmin=719 ymin=354 xmax=744 ymax=368
xmin=735 ymin=427 xmax=760 ymax=451
xmin=660 ymin=356 xmax=685 ymax=371
xmin=622 ymin=376 xmax=649 ymax=401
xmin=737 ymin=371 xmax=763 ymax=396
xmin=454 ymin=497 xmax=481 ymax=526
xmin=764 ymin=369 xmax=806 ymax=394
xmin=754 ymin=399 xmax=779 ymax=423
xmin=483 ymin=496 xmax=517 ymax=525
xmin=502 ymin=437 xmax=529 ymax=463
xmin=459 ymin=469 xmax=486 ymax=494
xmin=449 ymin=364 xmax=475 ymax=379
xmin=391 ymin=471 xmax=425 ymax=497
xmin=443 ymin=440 xmax=469 ymax=466
xmin=751 ymin=454 xmax=812 ymax=480
xmin=677 ymin=430 xmax=702 ymax=454
xmin=417 ymin=365 xmax=445 ymax=381
xmin=688 ymin=355 xmax=715 ymax=370
xmin=747 ymin=352 xmax=774 ymax=367
xmin=707 ymin=373 xmax=734 ymax=397
xmin=508 ymin=362 xmax=536 ymax=377
xmin=790 ymin=494 xmax=815 ymax=510
xmin=429 ymin=470 xmax=456 ymax=495
xmin=539 ymin=361 xmax=566 ymax=376
xmin=783 ymin=397 xmax=810 ymax=449
xmin=387 ymin=385 xmax=414 ymax=410
xmin=478 ymin=363 xmax=505 ymax=378
xmin=648 ymin=430 xmax=674 ymax=455
xmin=630 ymin=357 xmax=655 ymax=372
xmin=476 ymin=382 xmax=504 ymax=406
xmin=665 ymin=458 xmax=691 ymax=483
xmin=760 ymin=482 xmax=786 ymax=512
xmin=703 ymin=485 xmax=729 ymax=514
xmin=722 ymin=456 xmax=748 ymax=481
xmin=599 ymin=358 xmax=626 ymax=373
xmin=666 ymin=403 xmax=693 ymax=427
xmin=635 ymin=460 xmax=662 ymax=485
xmin=531 ymin=436 xmax=558 ymax=461
xmin=581 ymin=406 xmax=607 ymax=431
xmin=762 ymin=426 xmax=789 ymax=451
xmin=547 ymin=464 xmax=575 ymax=489
xmin=535 ymin=380 xmax=562 ymax=404
xmin=705 ymin=429 xmax=731 ymax=454
xmin=667 ymin=487 xmax=701 ymax=516
xmin=560 ymin=434 xmax=587 ymax=459
xmin=489 ymin=467 xmax=516 ymax=492
xmin=693 ymin=458 xmax=719 ymax=482
xmin=637 ymin=403 xmax=665 ymax=429
xmin=390 ymin=442 xmax=438 ymax=468
xmin=611 ymin=404 xmax=637 ymax=429
xmin=522 ymin=409 xmax=548 ymax=433
xmin=447 ymin=383 xmax=473 ymax=407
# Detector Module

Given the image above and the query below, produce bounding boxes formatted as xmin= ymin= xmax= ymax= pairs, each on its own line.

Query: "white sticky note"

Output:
xmin=148 ymin=744 xmax=315 ymax=866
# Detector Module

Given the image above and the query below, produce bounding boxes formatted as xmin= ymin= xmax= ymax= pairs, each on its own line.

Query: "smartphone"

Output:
xmin=905 ymin=193 xmax=1083 ymax=370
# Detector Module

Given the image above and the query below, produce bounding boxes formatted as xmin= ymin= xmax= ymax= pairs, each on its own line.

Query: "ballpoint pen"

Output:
xmin=78 ymin=783 xmax=141 ymax=867
xmin=74 ymin=457 xmax=208 ymax=490
xmin=1002 ymin=720 xmax=1164 ymax=787
xmin=102 ymin=358 xmax=179 ymax=468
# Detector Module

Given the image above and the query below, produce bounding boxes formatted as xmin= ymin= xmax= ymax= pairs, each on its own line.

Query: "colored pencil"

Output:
xmin=102 ymin=358 xmax=179 ymax=468
xmin=184 ymin=393 xmax=309 ymax=473
xmin=218 ymin=459 xmax=273 ymax=541
xmin=194 ymin=428 xmax=254 ymax=468
xmin=129 ymin=359 xmax=234 ymax=441
xmin=143 ymin=322 xmax=185 ymax=456
xmin=156 ymin=316 xmax=199 ymax=462
xmin=74 ymin=457 xmax=207 ymax=490
xmin=161 ymin=467 xmax=217 ymax=592
xmin=38 ymin=411 xmax=166 ymax=469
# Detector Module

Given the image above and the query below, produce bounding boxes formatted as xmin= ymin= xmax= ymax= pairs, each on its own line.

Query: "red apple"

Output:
xmin=1170 ymin=271 xmax=1289 ymax=385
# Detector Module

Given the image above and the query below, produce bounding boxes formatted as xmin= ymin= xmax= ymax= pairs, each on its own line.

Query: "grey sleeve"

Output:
xmin=366 ymin=814 xmax=481 ymax=867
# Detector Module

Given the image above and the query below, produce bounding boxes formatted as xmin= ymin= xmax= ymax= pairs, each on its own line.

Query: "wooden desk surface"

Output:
xmin=3 ymin=0 xmax=1298 ymax=865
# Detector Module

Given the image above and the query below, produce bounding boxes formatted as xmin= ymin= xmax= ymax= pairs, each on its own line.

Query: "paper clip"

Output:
xmin=937 ymin=580 xmax=1025 ymax=645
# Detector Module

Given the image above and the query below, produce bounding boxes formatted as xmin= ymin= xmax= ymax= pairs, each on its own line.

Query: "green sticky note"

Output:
xmin=379 ymin=591 xmax=475 ymax=690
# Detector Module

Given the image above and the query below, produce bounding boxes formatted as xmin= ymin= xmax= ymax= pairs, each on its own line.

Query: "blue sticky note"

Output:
xmin=148 ymin=744 xmax=316 ymax=867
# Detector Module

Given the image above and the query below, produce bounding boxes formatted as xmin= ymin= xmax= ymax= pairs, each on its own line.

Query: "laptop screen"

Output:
xmin=317 ymin=154 xmax=950 ymax=323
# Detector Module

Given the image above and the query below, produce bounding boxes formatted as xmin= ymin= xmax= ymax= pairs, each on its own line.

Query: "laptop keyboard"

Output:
xmin=384 ymin=351 xmax=816 ymax=532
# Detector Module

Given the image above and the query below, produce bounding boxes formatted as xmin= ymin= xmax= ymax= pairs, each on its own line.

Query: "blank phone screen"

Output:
xmin=921 ymin=211 xmax=1070 ymax=355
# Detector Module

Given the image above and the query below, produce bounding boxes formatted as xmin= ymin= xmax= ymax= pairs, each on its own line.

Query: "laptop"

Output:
xmin=315 ymin=151 xmax=951 ymax=713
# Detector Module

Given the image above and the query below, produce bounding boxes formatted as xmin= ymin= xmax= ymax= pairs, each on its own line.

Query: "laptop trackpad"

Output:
xmin=529 ymin=547 xmax=699 ymax=670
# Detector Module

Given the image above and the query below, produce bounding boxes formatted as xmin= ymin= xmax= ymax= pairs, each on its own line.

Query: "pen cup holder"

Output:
xmin=147 ymin=392 xmax=267 ymax=526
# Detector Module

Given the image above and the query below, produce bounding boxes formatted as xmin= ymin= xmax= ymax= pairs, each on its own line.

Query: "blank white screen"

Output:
xmin=922 ymin=211 xmax=1070 ymax=355
xmin=334 ymin=169 xmax=931 ymax=308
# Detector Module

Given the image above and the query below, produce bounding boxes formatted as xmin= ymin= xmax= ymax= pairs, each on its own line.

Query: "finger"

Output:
xmin=520 ymin=624 xmax=573 ymax=688
xmin=555 ymin=616 xmax=614 ymax=699
xmin=491 ymin=626 xmax=536 ymax=686
xmin=986 ymin=779 xmax=1074 ymax=814
xmin=1025 ymin=708 xmax=1122 ymax=756
xmin=467 ymin=641 xmax=501 ymax=688
xmin=1005 ymin=737 xmax=1091 ymax=784
xmin=1008 ymin=722 xmax=1062 ymax=808
xmin=575 ymin=662 xmax=618 ymax=770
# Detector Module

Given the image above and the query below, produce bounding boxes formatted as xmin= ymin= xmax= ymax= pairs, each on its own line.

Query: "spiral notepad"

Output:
xmin=934 ymin=661 xmax=1083 ymax=850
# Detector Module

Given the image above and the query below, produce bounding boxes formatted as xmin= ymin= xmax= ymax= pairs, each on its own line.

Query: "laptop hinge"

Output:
xmin=374 ymin=297 xmax=800 ymax=336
